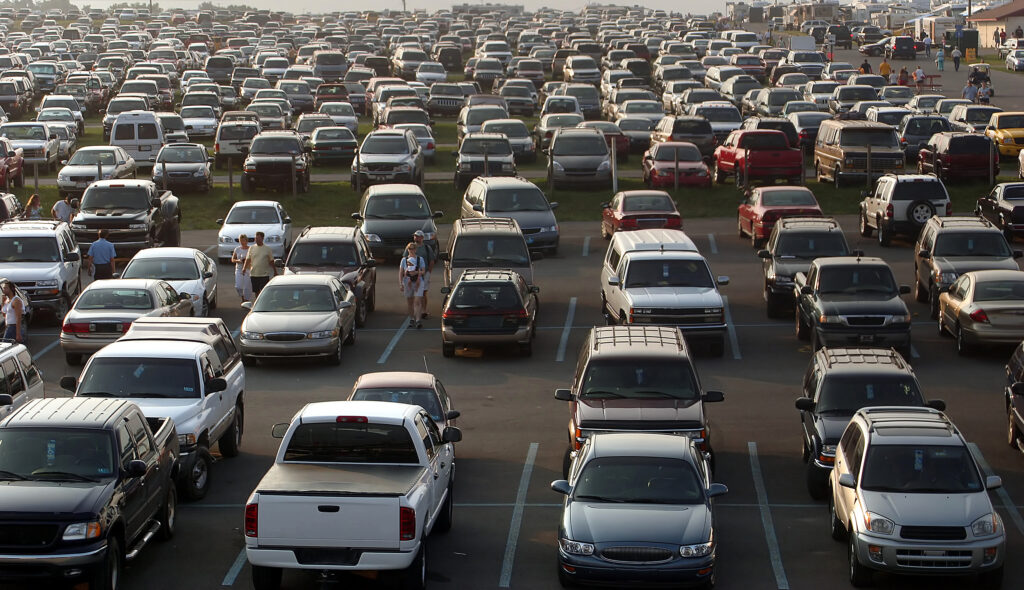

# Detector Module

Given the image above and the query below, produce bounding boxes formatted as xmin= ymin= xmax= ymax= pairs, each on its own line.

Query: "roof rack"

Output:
xmin=935 ymin=216 xmax=994 ymax=229
xmin=821 ymin=347 xmax=906 ymax=370
xmin=592 ymin=325 xmax=684 ymax=351
xmin=777 ymin=216 xmax=841 ymax=230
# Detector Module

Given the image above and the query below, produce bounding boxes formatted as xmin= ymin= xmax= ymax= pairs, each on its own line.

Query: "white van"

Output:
xmin=109 ymin=110 xmax=164 ymax=167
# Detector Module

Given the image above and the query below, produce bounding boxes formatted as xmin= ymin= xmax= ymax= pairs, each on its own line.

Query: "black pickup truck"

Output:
xmin=241 ymin=130 xmax=311 ymax=194
xmin=0 ymin=397 xmax=179 ymax=590
xmin=71 ymin=179 xmax=181 ymax=257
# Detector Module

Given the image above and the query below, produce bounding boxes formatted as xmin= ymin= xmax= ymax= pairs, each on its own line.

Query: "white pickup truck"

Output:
xmin=244 ymin=400 xmax=461 ymax=590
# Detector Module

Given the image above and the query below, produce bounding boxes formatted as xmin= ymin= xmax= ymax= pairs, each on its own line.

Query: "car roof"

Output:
xmin=265 ymin=274 xmax=336 ymax=286
xmin=83 ymin=278 xmax=161 ymax=291
xmin=352 ymin=371 xmax=436 ymax=390
xmin=229 ymin=200 xmax=280 ymax=209
xmin=589 ymin=325 xmax=691 ymax=359
xmin=816 ymin=347 xmax=914 ymax=376
xmin=131 ymin=246 xmax=204 ymax=259
xmin=589 ymin=432 xmax=694 ymax=460
xmin=295 ymin=226 xmax=360 ymax=242
xmin=2 ymin=397 xmax=133 ymax=429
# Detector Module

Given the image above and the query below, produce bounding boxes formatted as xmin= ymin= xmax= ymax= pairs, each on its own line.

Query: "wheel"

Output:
xmin=218 ymin=407 xmax=242 ymax=458
xmin=51 ymin=293 xmax=70 ymax=326
xmin=366 ymin=285 xmax=376 ymax=312
xmin=848 ymin=536 xmax=873 ymax=587
xmin=712 ymin=161 xmax=725 ymax=184
xmin=833 ymin=166 xmax=842 ymax=189
xmin=830 ymin=496 xmax=847 ymax=541
xmin=806 ymin=462 xmax=827 ymax=500
xmin=858 ymin=212 xmax=873 ymax=237
xmin=200 ymin=294 xmax=209 ymax=317
xmin=765 ymin=286 xmax=785 ymax=319
xmin=795 ymin=309 xmax=809 ymax=340
xmin=956 ymin=323 xmax=971 ymax=356
xmin=877 ymin=220 xmax=891 ymax=247
xmin=157 ymin=486 xmax=176 ymax=541
xmin=928 ymin=285 xmax=940 ymax=319
xmin=937 ymin=309 xmax=949 ymax=336
xmin=815 ymin=162 xmax=825 ymax=183
xmin=241 ymin=355 xmax=256 ymax=366
xmin=751 ymin=230 xmax=763 ymax=249
xmin=917 ymin=160 xmax=926 ymax=175
xmin=442 ymin=341 xmax=455 ymax=357
xmin=433 ymin=476 xmax=454 ymax=534
xmin=328 ymin=341 xmax=342 ymax=366
xmin=1008 ymin=405 xmax=1020 ymax=450
xmin=65 ymin=352 xmax=81 ymax=366
xmin=737 ymin=216 xmax=745 ymax=238
xmin=907 ymin=199 xmax=936 ymax=226
xmin=600 ymin=220 xmax=610 ymax=240
xmin=344 ymin=324 xmax=356 ymax=345
xmin=811 ymin=326 xmax=821 ymax=351
xmin=180 ymin=445 xmax=212 ymax=501
xmin=90 ymin=535 xmax=122 ymax=590
xmin=398 ymin=544 xmax=426 ymax=590
xmin=914 ymin=277 xmax=928 ymax=303
xmin=251 ymin=565 xmax=282 ymax=590
xmin=801 ymin=438 xmax=810 ymax=463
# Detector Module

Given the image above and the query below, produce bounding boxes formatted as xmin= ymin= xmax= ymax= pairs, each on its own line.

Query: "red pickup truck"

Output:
xmin=712 ymin=129 xmax=803 ymax=186
xmin=0 ymin=137 xmax=24 ymax=189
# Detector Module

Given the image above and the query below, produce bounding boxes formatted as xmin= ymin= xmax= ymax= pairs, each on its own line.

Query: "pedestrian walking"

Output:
xmin=859 ymin=59 xmax=872 ymax=74
xmin=951 ymin=47 xmax=962 ymax=71
xmin=963 ymin=81 xmax=979 ymax=103
xmin=231 ymin=233 xmax=253 ymax=303
xmin=978 ymin=82 xmax=992 ymax=104
xmin=50 ymin=192 xmax=75 ymax=223
xmin=1016 ymin=25 xmax=1022 ymax=39
xmin=243 ymin=231 xmax=275 ymax=297
xmin=995 ymin=28 xmax=1001 ymax=48
xmin=879 ymin=58 xmax=892 ymax=77
xmin=898 ymin=66 xmax=909 ymax=86
xmin=889 ymin=70 xmax=899 ymax=84
xmin=913 ymin=65 xmax=926 ymax=93
xmin=23 ymin=194 xmax=41 ymax=219
xmin=86 ymin=229 xmax=116 ymax=280
xmin=399 ymin=242 xmax=425 ymax=329
xmin=1002 ymin=30 xmax=1008 ymax=45
xmin=412 ymin=229 xmax=435 ymax=319
xmin=1 ymin=281 xmax=25 ymax=343
xmin=935 ymin=47 xmax=945 ymax=71
xmin=923 ymin=35 xmax=932 ymax=57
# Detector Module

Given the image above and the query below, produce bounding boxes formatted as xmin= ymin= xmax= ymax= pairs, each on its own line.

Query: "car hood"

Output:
xmin=770 ymin=259 xmax=813 ymax=278
xmin=931 ymin=256 xmax=1020 ymax=274
xmin=0 ymin=480 xmax=113 ymax=516
xmin=554 ymin=154 xmax=608 ymax=166
xmin=61 ymin=164 xmax=118 ymax=176
xmin=485 ymin=210 xmax=556 ymax=230
xmin=157 ymin=162 xmax=205 ymax=173
xmin=361 ymin=218 xmax=436 ymax=240
xmin=576 ymin=397 xmax=704 ymax=428
xmin=160 ymin=278 xmax=204 ymax=298
xmin=816 ymin=413 xmax=854 ymax=445
xmin=0 ymin=264 xmax=62 ymax=281
xmin=568 ymin=501 xmax=709 ymax=545
xmin=219 ymin=223 xmax=284 ymax=241
xmin=819 ymin=295 xmax=908 ymax=315
xmin=860 ymin=490 xmax=992 ymax=526
xmin=358 ymin=153 xmax=412 ymax=165
xmin=625 ymin=286 xmax=723 ymax=308
xmin=243 ymin=311 xmax=338 ymax=333
xmin=130 ymin=397 xmax=203 ymax=435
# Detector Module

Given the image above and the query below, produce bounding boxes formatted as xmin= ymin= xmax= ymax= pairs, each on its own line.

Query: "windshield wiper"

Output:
xmin=78 ymin=391 xmax=117 ymax=397
xmin=125 ymin=393 xmax=172 ymax=398
xmin=633 ymin=390 xmax=680 ymax=399
xmin=0 ymin=470 xmax=28 ymax=481
xmin=574 ymin=494 xmax=625 ymax=503
xmin=581 ymin=390 xmax=626 ymax=399
xmin=30 ymin=471 xmax=98 ymax=482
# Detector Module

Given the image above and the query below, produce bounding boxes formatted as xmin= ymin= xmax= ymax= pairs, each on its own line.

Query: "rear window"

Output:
xmin=219 ymin=125 xmax=258 ymax=140
xmin=206 ymin=57 xmax=232 ymax=68
xmin=839 ymin=129 xmax=898 ymax=148
xmin=948 ymin=136 xmax=994 ymax=154
xmin=674 ymin=119 xmax=712 ymax=134
xmin=283 ymin=422 xmax=418 ymax=463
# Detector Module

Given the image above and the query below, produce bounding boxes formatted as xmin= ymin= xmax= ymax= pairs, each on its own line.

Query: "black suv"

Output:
xmin=241 ymin=130 xmax=311 ymax=193
xmin=826 ymin=25 xmax=853 ymax=49
xmin=796 ymin=347 xmax=945 ymax=499
xmin=758 ymin=217 xmax=851 ymax=317
xmin=885 ymin=36 xmax=917 ymax=60
xmin=914 ymin=215 xmax=1022 ymax=318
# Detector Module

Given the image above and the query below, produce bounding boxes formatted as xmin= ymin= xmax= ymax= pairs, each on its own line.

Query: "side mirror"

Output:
xmin=179 ymin=292 xmax=191 ymax=301
xmin=717 ymin=276 xmax=729 ymax=286
xmin=216 ymin=218 xmax=224 ymax=224
xmin=926 ymin=399 xmax=947 ymax=411
xmin=362 ymin=259 xmax=376 ymax=268
xmin=60 ymin=159 xmax=68 ymax=165
xmin=801 ymin=285 xmax=814 ymax=295
xmin=1011 ymin=382 xmax=1024 ymax=397
xmin=203 ymin=271 xmax=214 ymax=279
xmin=271 ymin=422 xmax=289 ymax=438
xmin=351 ymin=212 xmax=362 ymax=220
xmin=899 ymin=285 xmax=911 ymax=295
xmin=206 ymin=377 xmax=227 ymax=394
xmin=438 ymin=252 xmax=450 ymax=262
xmin=64 ymin=252 xmax=80 ymax=262
xmin=707 ymin=483 xmax=728 ymax=498
xmin=702 ymin=390 xmax=724 ymax=403
xmin=71 ymin=199 xmax=79 ymax=208
xmin=838 ymin=473 xmax=856 ymax=489
xmin=125 ymin=459 xmax=147 ymax=478
xmin=795 ymin=397 xmax=815 ymax=412
xmin=273 ymin=258 xmax=284 ymax=268
xmin=283 ymin=217 xmax=292 ymax=224
xmin=445 ymin=410 xmax=461 ymax=420
xmin=551 ymin=479 xmax=572 ymax=495
xmin=550 ymin=202 xmax=559 ymax=210
xmin=472 ymin=204 xmax=482 ymax=212
xmin=554 ymin=388 xmax=573 ymax=401
xmin=441 ymin=426 xmax=462 ymax=443
xmin=240 ymin=301 xmax=252 ymax=309
xmin=150 ymin=198 xmax=161 ymax=208
xmin=60 ymin=376 xmax=77 ymax=391
xmin=450 ymin=150 xmax=458 ymax=157
xmin=986 ymin=475 xmax=1003 ymax=490
xmin=917 ymin=249 xmax=931 ymax=259
xmin=757 ymin=249 xmax=771 ymax=259
xmin=338 ymin=300 xmax=353 ymax=309
xmin=433 ymin=210 xmax=444 ymax=218
xmin=529 ymin=285 xmax=540 ymax=294
xmin=440 ymin=286 xmax=451 ymax=295
xmin=0 ymin=394 xmax=10 ymax=406
xmin=607 ymin=275 xmax=620 ymax=287
xmin=600 ymin=202 xmax=610 ymax=208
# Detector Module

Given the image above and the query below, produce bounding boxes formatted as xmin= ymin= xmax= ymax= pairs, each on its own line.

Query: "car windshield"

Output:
xmin=287 ymin=242 xmax=358 ymax=267
xmin=552 ymin=136 xmax=607 ymax=156
xmin=973 ymin=279 xmax=1024 ymax=301
xmin=623 ymin=194 xmax=675 ymax=212
xmin=761 ymin=190 xmax=816 ymax=206
xmin=997 ymin=115 xmax=1024 ymax=129
xmin=839 ymin=130 xmax=898 ymax=148
xmin=78 ymin=357 xmax=201 ymax=400
xmin=932 ymin=233 xmax=1011 ymax=257
xmin=225 ymin=206 xmax=278 ymax=224
xmin=0 ymin=125 xmax=47 ymax=140
xmin=283 ymin=422 xmax=418 ymax=463
xmin=874 ymin=111 xmax=908 ymax=126
xmin=547 ymin=114 xmax=584 ymax=127
xmin=81 ymin=187 xmax=149 ymax=210
xmin=623 ymin=101 xmax=662 ymax=114
xmin=966 ymin=109 xmax=999 ymax=124
xmin=461 ymin=138 xmax=511 ymax=155
xmin=486 ymin=188 xmax=549 ymax=212
xmin=574 ymin=456 xmax=705 ymax=504
xmin=315 ymin=128 xmax=355 ymax=141
xmin=364 ymin=194 xmax=430 ymax=219
xmin=451 ymin=236 xmax=529 ymax=266
xmin=321 ymin=103 xmax=355 ymax=116
xmin=624 ymin=258 xmax=713 ymax=289
xmin=68 ymin=150 xmax=117 ymax=165
xmin=350 ymin=387 xmax=443 ymax=422
xmin=252 ymin=285 xmax=337 ymax=312
xmin=581 ymin=358 xmax=699 ymax=400
xmin=250 ymin=137 xmax=302 ymax=155
xmin=38 ymin=110 xmax=73 ymax=121
xmin=0 ymin=428 xmax=114 ymax=481
xmin=839 ymin=87 xmax=877 ymax=101
xmin=248 ymin=104 xmax=283 ymax=117
xmin=360 ymin=136 xmax=410 ymax=155
xmin=776 ymin=232 xmax=849 ymax=258
xmin=884 ymin=87 xmax=914 ymax=98
xmin=618 ymin=118 xmax=653 ymax=131
xmin=297 ymin=118 xmax=332 ymax=133
xmin=653 ymin=144 xmax=701 ymax=162
xmin=816 ymin=375 xmax=924 ymax=414
xmin=75 ymin=287 xmax=154 ymax=310
xmin=739 ymin=133 xmax=789 ymax=149
xmin=157 ymin=146 xmax=204 ymax=163
xmin=483 ymin=122 xmax=528 ymax=138
xmin=0 ymin=237 xmax=59 ymax=262
xmin=180 ymin=106 xmax=214 ymax=119
xmin=817 ymin=265 xmax=897 ymax=295
xmin=122 ymin=258 xmax=199 ymax=281
xmin=860 ymin=445 xmax=982 ymax=493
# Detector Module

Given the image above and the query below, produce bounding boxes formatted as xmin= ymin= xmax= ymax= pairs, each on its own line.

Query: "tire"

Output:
xmin=848 ymin=536 xmax=873 ymax=587
xmin=52 ymin=294 xmax=70 ymax=326
xmin=830 ymin=496 xmax=847 ymax=541
xmin=956 ymin=323 xmax=972 ymax=356
xmin=914 ymin=277 xmax=928 ymax=303
xmin=751 ymin=231 xmax=763 ymax=249
xmin=200 ymin=295 xmax=209 ymax=317
xmin=737 ymin=216 xmax=746 ymax=238
xmin=765 ymin=286 xmax=785 ymax=319
xmin=434 ymin=476 xmax=454 ymax=534
xmin=1008 ymin=405 xmax=1020 ymax=450
xmin=877 ymin=220 xmax=891 ymax=247
xmin=65 ymin=352 xmax=81 ymax=366
xmin=562 ymin=446 xmax=573 ymax=478
xmin=251 ymin=565 xmax=282 ymax=590
xmin=795 ymin=309 xmax=809 ymax=340
xmin=398 ymin=545 xmax=426 ymax=590
xmin=815 ymin=162 xmax=825 ymax=183
xmin=13 ymin=168 xmax=22 ymax=188
xmin=180 ymin=445 xmax=212 ymax=501
xmin=157 ymin=486 xmax=177 ymax=541
xmin=833 ymin=166 xmax=842 ymax=189
xmin=344 ymin=324 xmax=356 ymax=345
xmin=712 ymin=161 xmax=725 ymax=184
xmin=859 ymin=212 xmax=873 ymax=237
xmin=241 ymin=354 xmax=256 ymax=366
xmin=907 ymin=199 xmax=936 ymax=226
xmin=355 ymin=298 xmax=368 ymax=327
xmin=442 ymin=341 xmax=455 ymax=357
xmin=240 ymin=176 xmax=252 ymax=193
xmin=937 ymin=310 xmax=949 ymax=336
xmin=328 ymin=342 xmax=342 ymax=366
xmin=929 ymin=285 xmax=940 ymax=319
xmin=90 ymin=536 xmax=122 ymax=590
xmin=366 ymin=286 xmax=376 ymax=312
xmin=811 ymin=326 xmax=822 ymax=351
xmin=218 ymin=407 xmax=242 ymax=458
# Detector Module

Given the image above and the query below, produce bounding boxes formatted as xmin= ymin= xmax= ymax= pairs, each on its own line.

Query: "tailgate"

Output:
xmin=259 ymin=495 xmax=400 ymax=548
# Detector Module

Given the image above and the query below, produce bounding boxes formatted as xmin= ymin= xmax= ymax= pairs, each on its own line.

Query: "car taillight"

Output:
xmin=885 ymin=203 xmax=894 ymax=219
xmin=504 ymin=308 xmax=529 ymax=325
xmin=426 ymin=142 xmax=435 ymax=150
xmin=970 ymin=309 xmax=990 ymax=323
xmin=619 ymin=217 xmax=638 ymax=228
xmin=214 ymin=142 xmax=219 ymax=153
xmin=762 ymin=211 xmax=779 ymax=223
xmin=798 ymin=130 xmax=809 ymax=139
xmin=945 ymin=201 xmax=952 ymax=216
xmin=62 ymin=322 xmax=89 ymax=334
xmin=244 ymin=502 xmax=258 ymax=537
xmin=400 ymin=507 xmax=416 ymax=541
xmin=666 ymin=216 xmax=682 ymax=228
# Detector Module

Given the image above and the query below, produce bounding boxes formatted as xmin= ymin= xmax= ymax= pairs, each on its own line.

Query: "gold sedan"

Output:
xmin=937 ymin=269 xmax=1024 ymax=355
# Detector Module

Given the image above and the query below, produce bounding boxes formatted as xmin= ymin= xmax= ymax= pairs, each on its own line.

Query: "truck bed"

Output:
xmin=256 ymin=462 xmax=427 ymax=496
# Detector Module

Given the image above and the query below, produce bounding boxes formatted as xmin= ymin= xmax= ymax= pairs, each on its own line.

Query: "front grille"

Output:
xmin=168 ymin=172 xmax=192 ymax=178
xmin=0 ymin=524 xmax=59 ymax=548
xmin=467 ymin=162 xmax=506 ymax=174
xmin=600 ymin=546 xmax=673 ymax=563
xmin=264 ymin=332 xmax=306 ymax=342
xmin=363 ymin=163 xmax=394 ymax=172
xmin=429 ymin=98 xmax=462 ymax=107
xmin=294 ymin=548 xmax=361 ymax=566
xmin=895 ymin=549 xmax=972 ymax=568
xmin=521 ymin=227 xmax=541 ymax=235
xmin=844 ymin=316 xmax=885 ymax=327
xmin=900 ymin=526 xmax=967 ymax=541
xmin=254 ymin=162 xmax=293 ymax=174
xmin=70 ymin=175 xmax=94 ymax=182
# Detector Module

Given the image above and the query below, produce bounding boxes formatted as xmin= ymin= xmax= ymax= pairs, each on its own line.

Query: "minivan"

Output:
xmin=204 ymin=55 xmax=234 ymax=84
xmin=109 ymin=110 xmax=164 ymax=168
xmin=441 ymin=217 xmax=534 ymax=288
xmin=213 ymin=121 xmax=260 ymax=168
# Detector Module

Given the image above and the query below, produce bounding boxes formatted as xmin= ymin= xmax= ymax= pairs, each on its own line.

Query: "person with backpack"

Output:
xmin=412 ymin=229 xmax=436 ymax=320
xmin=399 ymin=242 xmax=425 ymax=329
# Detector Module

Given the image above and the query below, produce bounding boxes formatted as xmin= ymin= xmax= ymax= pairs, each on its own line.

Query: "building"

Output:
xmin=969 ymin=0 xmax=1024 ymax=47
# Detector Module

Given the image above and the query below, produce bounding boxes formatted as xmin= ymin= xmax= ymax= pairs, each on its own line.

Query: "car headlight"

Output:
xmin=218 ymin=235 xmax=234 ymax=243
xmin=597 ymin=159 xmax=611 ymax=171
xmin=397 ymin=163 xmax=411 ymax=172
xmin=178 ymin=433 xmax=197 ymax=446
xmin=265 ymin=235 xmax=282 ymax=243
xmin=559 ymin=538 xmax=594 ymax=556
xmin=63 ymin=521 xmax=102 ymax=541
xmin=364 ymin=233 xmax=381 ymax=242
xmin=888 ymin=314 xmax=912 ymax=325
xmin=972 ymin=513 xmax=1002 ymax=537
xmin=679 ymin=541 xmax=714 ymax=557
xmin=864 ymin=511 xmax=895 ymax=535
xmin=936 ymin=271 xmax=958 ymax=284
xmin=308 ymin=329 xmax=339 ymax=339
xmin=552 ymin=161 xmax=564 ymax=172
xmin=71 ymin=223 xmax=85 ymax=230
xmin=240 ymin=331 xmax=264 ymax=340
xmin=192 ymin=169 xmax=206 ymax=177
xmin=821 ymin=444 xmax=837 ymax=455
xmin=129 ymin=223 xmax=148 ymax=230
xmin=819 ymin=314 xmax=843 ymax=324
xmin=57 ymin=173 xmax=68 ymax=181
xmin=543 ymin=225 xmax=558 ymax=232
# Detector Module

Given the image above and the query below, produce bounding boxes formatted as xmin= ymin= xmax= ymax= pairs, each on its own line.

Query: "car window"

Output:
xmin=126 ymin=412 xmax=152 ymax=459
xmin=574 ymin=456 xmax=705 ymax=504
xmin=860 ymin=444 xmax=982 ymax=493
xmin=15 ymin=350 xmax=40 ymax=388
xmin=1 ymin=358 xmax=23 ymax=396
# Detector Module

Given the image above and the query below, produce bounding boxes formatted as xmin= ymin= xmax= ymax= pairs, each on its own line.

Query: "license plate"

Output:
xmin=859 ymin=335 xmax=874 ymax=344
xmin=526 ymin=236 xmax=533 ymax=244
xmin=370 ymin=174 xmax=387 ymax=180
xmin=75 ymin=182 xmax=89 ymax=188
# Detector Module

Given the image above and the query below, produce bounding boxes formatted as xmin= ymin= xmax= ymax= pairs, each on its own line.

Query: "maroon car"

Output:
xmin=917 ymin=132 xmax=998 ymax=182
xmin=641 ymin=141 xmax=711 ymax=188
xmin=600 ymin=189 xmax=683 ymax=238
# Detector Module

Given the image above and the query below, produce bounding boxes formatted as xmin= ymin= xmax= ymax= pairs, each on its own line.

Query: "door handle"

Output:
xmin=433 ymin=472 xmax=439 ymax=480
xmin=440 ymin=461 xmax=446 ymax=469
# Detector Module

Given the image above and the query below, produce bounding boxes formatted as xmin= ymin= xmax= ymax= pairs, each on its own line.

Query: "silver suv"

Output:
xmin=350 ymin=129 xmax=425 ymax=188
xmin=830 ymin=407 xmax=1005 ymax=588
xmin=546 ymin=127 xmax=611 ymax=189
xmin=859 ymin=174 xmax=952 ymax=246
xmin=453 ymin=132 xmax=517 ymax=189
xmin=0 ymin=220 xmax=82 ymax=321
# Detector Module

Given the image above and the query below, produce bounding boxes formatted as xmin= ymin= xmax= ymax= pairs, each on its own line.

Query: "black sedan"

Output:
xmin=309 ymin=126 xmax=357 ymax=165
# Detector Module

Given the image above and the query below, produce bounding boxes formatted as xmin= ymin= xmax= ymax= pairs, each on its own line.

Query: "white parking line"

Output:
xmin=722 ymin=296 xmax=741 ymax=360
xmin=31 ymin=339 xmax=59 ymax=361
xmin=581 ymin=236 xmax=591 ymax=257
xmin=498 ymin=442 xmax=538 ymax=588
xmin=555 ymin=297 xmax=577 ymax=362
xmin=968 ymin=442 xmax=1024 ymax=536
xmin=377 ymin=318 xmax=409 ymax=364
xmin=204 ymin=245 xmax=217 ymax=254
xmin=910 ymin=345 xmax=920 ymax=359
xmin=221 ymin=548 xmax=247 ymax=586
xmin=707 ymin=233 xmax=718 ymax=254
xmin=748 ymin=442 xmax=791 ymax=590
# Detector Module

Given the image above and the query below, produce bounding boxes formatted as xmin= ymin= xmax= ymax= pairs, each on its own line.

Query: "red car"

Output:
xmin=713 ymin=129 xmax=804 ymax=186
xmin=579 ymin=121 xmax=630 ymax=161
xmin=737 ymin=185 xmax=823 ymax=247
xmin=917 ymin=131 xmax=998 ymax=182
xmin=600 ymin=190 xmax=682 ymax=238
xmin=641 ymin=142 xmax=711 ymax=188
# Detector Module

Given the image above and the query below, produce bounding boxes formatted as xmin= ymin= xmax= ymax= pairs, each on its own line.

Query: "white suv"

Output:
xmin=858 ymin=174 xmax=952 ymax=246
xmin=0 ymin=220 xmax=82 ymax=321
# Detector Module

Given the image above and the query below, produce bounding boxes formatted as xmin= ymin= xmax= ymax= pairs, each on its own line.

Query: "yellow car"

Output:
xmin=985 ymin=111 xmax=1024 ymax=157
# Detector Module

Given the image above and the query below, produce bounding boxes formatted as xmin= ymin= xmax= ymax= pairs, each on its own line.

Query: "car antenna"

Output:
xmin=422 ymin=355 xmax=429 ymax=373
